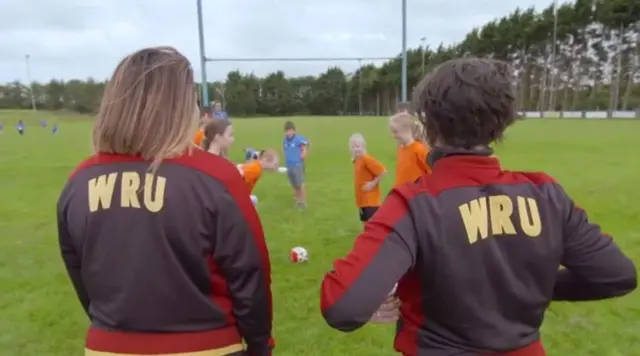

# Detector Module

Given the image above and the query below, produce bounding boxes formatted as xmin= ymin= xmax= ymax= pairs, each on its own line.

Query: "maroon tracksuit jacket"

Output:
xmin=321 ymin=153 xmax=636 ymax=356
xmin=57 ymin=149 xmax=274 ymax=355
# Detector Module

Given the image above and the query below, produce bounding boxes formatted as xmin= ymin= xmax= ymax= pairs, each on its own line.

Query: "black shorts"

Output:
xmin=359 ymin=206 xmax=379 ymax=222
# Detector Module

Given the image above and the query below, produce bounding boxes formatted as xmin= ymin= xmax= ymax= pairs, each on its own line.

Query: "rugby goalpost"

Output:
xmin=194 ymin=0 xmax=409 ymax=110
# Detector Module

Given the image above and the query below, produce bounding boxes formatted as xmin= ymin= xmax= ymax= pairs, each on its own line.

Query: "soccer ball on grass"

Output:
xmin=289 ymin=246 xmax=308 ymax=263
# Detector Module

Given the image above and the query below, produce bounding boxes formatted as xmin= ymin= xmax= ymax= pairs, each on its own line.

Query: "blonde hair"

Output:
xmin=92 ymin=46 xmax=198 ymax=171
xmin=259 ymin=148 xmax=279 ymax=162
xmin=411 ymin=121 xmax=426 ymax=143
xmin=349 ymin=132 xmax=366 ymax=161
xmin=389 ymin=113 xmax=426 ymax=144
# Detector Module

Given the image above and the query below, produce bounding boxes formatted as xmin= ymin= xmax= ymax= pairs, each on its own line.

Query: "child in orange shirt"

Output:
xmin=193 ymin=114 xmax=212 ymax=146
xmin=389 ymin=113 xmax=431 ymax=187
xmin=350 ymin=133 xmax=387 ymax=222
xmin=193 ymin=128 xmax=205 ymax=146
xmin=237 ymin=149 xmax=280 ymax=193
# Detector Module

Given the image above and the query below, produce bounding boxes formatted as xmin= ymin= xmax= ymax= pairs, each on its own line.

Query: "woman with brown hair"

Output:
xmin=57 ymin=47 xmax=274 ymax=356
xmin=201 ymin=118 xmax=234 ymax=157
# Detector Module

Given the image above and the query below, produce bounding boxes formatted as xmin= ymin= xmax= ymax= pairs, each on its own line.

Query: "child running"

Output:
xmin=238 ymin=149 xmax=280 ymax=193
xmin=201 ymin=118 xmax=234 ymax=157
xmin=17 ymin=120 xmax=25 ymax=135
xmin=350 ymin=133 xmax=386 ymax=222
xmin=283 ymin=121 xmax=309 ymax=208
xmin=390 ymin=113 xmax=431 ymax=187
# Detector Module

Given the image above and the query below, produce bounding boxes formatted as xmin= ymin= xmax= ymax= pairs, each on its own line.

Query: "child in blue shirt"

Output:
xmin=17 ymin=120 xmax=24 ymax=135
xmin=211 ymin=101 xmax=228 ymax=120
xmin=244 ymin=148 xmax=259 ymax=161
xmin=283 ymin=121 xmax=309 ymax=208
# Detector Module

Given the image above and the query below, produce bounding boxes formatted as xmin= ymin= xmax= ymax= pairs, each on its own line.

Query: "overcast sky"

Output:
xmin=0 ymin=0 xmax=554 ymax=83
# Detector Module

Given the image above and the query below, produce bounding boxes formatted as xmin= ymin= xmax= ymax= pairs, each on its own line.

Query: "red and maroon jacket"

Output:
xmin=57 ymin=149 xmax=274 ymax=355
xmin=321 ymin=153 xmax=636 ymax=356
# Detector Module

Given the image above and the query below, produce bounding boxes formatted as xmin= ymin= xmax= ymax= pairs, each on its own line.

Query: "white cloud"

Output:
xmin=0 ymin=0 xmax=556 ymax=83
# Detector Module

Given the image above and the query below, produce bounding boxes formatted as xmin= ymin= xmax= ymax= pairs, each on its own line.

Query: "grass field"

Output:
xmin=0 ymin=111 xmax=639 ymax=356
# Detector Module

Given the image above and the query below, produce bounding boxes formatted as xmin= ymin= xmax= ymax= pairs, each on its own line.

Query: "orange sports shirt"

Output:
xmin=394 ymin=140 xmax=431 ymax=187
xmin=353 ymin=154 xmax=386 ymax=208
xmin=193 ymin=129 xmax=204 ymax=146
xmin=241 ymin=160 xmax=263 ymax=193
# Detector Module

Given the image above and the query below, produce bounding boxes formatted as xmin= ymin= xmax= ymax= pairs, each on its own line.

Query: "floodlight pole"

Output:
xmin=420 ymin=37 xmax=426 ymax=75
xmin=401 ymin=0 xmax=408 ymax=103
xmin=24 ymin=54 xmax=37 ymax=112
xmin=196 ymin=0 xmax=209 ymax=107
xmin=358 ymin=59 xmax=363 ymax=116
xmin=548 ymin=0 xmax=558 ymax=111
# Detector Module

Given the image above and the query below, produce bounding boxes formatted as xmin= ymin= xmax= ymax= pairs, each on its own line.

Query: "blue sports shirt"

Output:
xmin=212 ymin=110 xmax=229 ymax=120
xmin=245 ymin=148 xmax=259 ymax=161
xmin=283 ymin=134 xmax=308 ymax=168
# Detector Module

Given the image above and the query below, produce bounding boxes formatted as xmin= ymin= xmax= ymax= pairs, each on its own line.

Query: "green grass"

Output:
xmin=0 ymin=112 xmax=639 ymax=356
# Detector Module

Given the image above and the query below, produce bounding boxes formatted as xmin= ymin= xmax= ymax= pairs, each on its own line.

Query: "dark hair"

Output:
xmin=412 ymin=58 xmax=516 ymax=147
xmin=201 ymin=118 xmax=231 ymax=149
xmin=284 ymin=121 xmax=295 ymax=131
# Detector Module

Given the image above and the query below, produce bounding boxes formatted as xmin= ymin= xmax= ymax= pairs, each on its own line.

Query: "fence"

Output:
xmin=521 ymin=110 xmax=640 ymax=119
xmin=340 ymin=110 xmax=640 ymax=119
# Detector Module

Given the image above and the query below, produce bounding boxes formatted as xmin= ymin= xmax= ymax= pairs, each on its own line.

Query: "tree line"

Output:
xmin=1 ymin=0 xmax=639 ymax=116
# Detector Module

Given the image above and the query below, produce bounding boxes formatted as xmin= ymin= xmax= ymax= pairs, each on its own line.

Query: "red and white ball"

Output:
xmin=289 ymin=246 xmax=308 ymax=263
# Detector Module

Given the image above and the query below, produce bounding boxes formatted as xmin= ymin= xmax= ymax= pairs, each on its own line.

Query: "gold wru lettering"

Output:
xmin=458 ymin=195 xmax=541 ymax=244
xmin=88 ymin=172 xmax=166 ymax=213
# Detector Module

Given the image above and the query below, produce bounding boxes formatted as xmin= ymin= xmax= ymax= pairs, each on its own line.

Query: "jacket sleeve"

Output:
xmin=554 ymin=188 xmax=637 ymax=301
xmin=57 ymin=202 xmax=91 ymax=317
xmin=212 ymin=185 xmax=274 ymax=355
xmin=320 ymin=188 xmax=418 ymax=332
